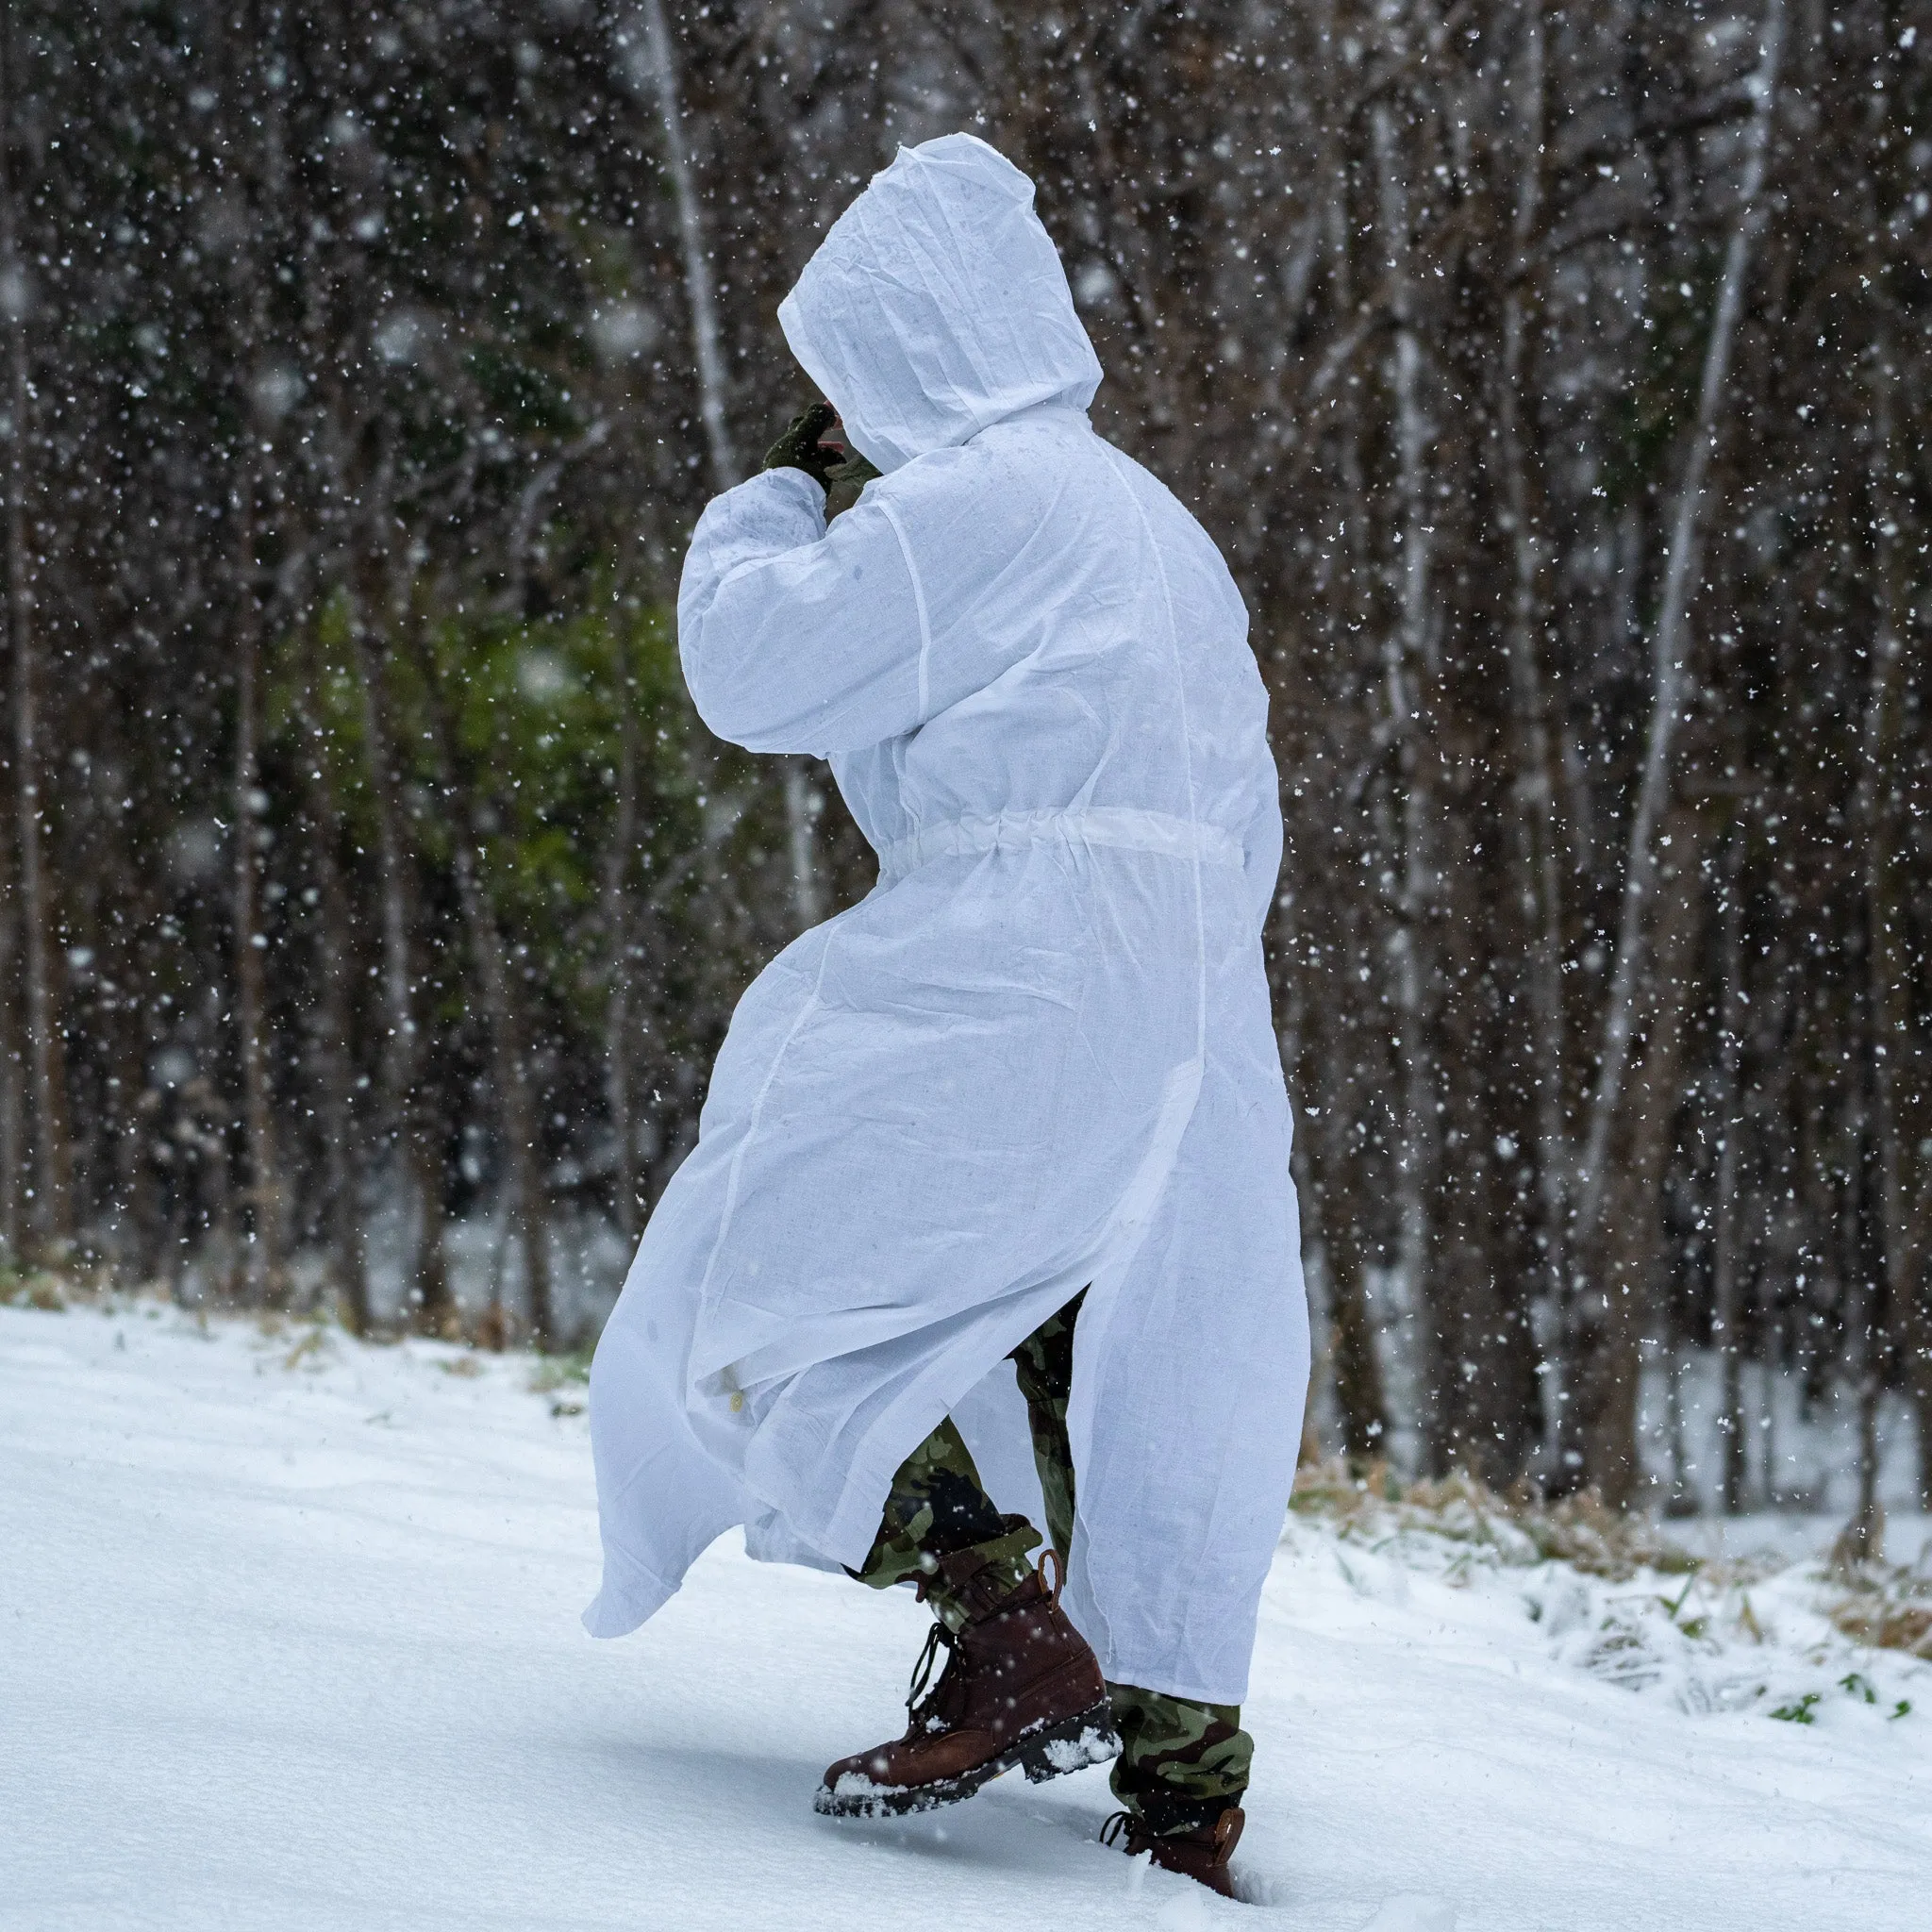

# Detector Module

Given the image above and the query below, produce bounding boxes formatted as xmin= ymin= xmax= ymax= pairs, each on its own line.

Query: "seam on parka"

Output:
xmin=874 ymin=495 xmax=933 ymax=720
xmin=1097 ymin=445 xmax=1209 ymax=1067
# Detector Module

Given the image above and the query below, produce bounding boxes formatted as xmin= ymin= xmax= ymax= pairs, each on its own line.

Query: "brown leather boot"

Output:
xmin=1103 ymin=1805 xmax=1246 ymax=1898
xmin=814 ymin=1550 xmax=1117 ymax=1817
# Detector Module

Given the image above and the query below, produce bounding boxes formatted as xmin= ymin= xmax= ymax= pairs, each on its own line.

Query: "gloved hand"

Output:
xmin=824 ymin=446 xmax=882 ymax=491
xmin=763 ymin=402 xmax=841 ymax=489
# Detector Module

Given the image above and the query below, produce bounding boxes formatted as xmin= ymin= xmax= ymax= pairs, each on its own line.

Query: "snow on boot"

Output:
xmin=814 ymin=1551 xmax=1117 ymax=1818
xmin=1102 ymin=1805 xmax=1246 ymax=1899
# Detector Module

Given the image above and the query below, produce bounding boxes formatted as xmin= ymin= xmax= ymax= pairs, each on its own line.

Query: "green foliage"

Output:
xmin=464 ymin=347 xmax=583 ymax=439
xmin=527 ymin=1348 xmax=595 ymax=1394
xmin=1770 ymin=1676 xmax=1917 ymax=1726
xmin=274 ymin=585 xmax=720 ymax=1039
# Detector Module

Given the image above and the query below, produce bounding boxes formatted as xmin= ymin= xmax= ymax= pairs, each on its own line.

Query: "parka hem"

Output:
xmin=581 ymin=1543 xmax=682 ymax=1639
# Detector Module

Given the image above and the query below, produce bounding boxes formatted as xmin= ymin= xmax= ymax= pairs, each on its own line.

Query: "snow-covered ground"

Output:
xmin=4 ymin=1300 xmax=1926 ymax=1931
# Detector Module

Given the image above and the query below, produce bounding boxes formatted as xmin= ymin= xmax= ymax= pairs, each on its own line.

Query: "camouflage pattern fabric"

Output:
xmin=857 ymin=1291 xmax=1253 ymax=1825
xmin=851 ymin=1416 xmax=1039 ymax=1632
xmin=1008 ymin=1291 xmax=1082 ymax=1563
xmin=1104 ymin=1682 xmax=1253 ymax=1833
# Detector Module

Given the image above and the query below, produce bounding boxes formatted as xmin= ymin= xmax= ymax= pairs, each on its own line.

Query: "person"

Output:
xmin=584 ymin=132 xmax=1309 ymax=1899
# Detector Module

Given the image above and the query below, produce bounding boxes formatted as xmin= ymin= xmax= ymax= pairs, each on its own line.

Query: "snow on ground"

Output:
xmin=3 ymin=1300 xmax=1926 ymax=1931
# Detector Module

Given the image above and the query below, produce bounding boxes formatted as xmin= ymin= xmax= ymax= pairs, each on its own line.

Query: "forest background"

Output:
xmin=1 ymin=0 xmax=1927 ymax=1524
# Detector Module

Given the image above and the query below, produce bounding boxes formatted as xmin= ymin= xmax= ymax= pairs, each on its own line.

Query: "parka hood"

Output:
xmin=777 ymin=134 xmax=1103 ymax=475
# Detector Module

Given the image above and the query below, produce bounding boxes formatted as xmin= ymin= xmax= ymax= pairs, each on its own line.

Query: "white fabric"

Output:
xmin=874 ymin=807 xmax=1243 ymax=887
xmin=585 ymin=132 xmax=1308 ymax=1705
xmin=776 ymin=138 xmax=1103 ymax=476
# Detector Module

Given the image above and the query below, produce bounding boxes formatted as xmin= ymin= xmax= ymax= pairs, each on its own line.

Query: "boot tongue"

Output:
xmin=935 ymin=1543 xmax=1042 ymax=1624
xmin=950 ymin=1563 xmax=1025 ymax=1623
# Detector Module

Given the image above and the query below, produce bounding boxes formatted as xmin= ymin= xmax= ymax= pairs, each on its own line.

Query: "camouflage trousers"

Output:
xmin=855 ymin=1292 xmax=1253 ymax=1833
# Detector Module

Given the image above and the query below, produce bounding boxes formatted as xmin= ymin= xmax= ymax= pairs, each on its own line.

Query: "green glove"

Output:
xmin=763 ymin=402 xmax=841 ymax=489
xmin=824 ymin=446 xmax=881 ymax=491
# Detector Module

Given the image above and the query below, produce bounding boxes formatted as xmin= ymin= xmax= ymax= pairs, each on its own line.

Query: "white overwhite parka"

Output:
xmin=586 ymin=134 xmax=1309 ymax=1706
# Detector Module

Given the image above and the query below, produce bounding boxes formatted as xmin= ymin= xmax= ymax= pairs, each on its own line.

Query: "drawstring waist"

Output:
xmin=874 ymin=807 xmax=1242 ymax=887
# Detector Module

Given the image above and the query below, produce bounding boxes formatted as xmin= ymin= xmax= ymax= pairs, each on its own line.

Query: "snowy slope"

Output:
xmin=2 ymin=1301 xmax=1925 ymax=1931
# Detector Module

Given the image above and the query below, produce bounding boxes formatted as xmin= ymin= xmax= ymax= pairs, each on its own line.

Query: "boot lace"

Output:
xmin=905 ymin=1621 xmax=958 ymax=1727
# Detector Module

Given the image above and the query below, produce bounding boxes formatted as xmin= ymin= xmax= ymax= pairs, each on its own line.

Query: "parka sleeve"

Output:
xmin=676 ymin=467 xmax=937 ymax=757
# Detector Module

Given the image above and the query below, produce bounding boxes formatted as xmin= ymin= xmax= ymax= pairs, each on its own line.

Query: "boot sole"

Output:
xmin=812 ymin=1702 xmax=1121 ymax=1819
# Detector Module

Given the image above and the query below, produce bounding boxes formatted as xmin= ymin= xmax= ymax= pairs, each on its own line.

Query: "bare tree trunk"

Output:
xmin=1277 ymin=890 xmax=1390 ymax=1464
xmin=410 ymin=1105 xmax=451 ymax=1332
xmin=1663 ymin=1334 xmax=1695 ymax=1514
xmin=230 ymin=508 xmax=278 ymax=1303
xmin=0 ymin=799 xmax=19 ymax=1264
xmin=1565 ymin=0 xmax=1785 ymax=1491
xmin=604 ymin=625 xmax=642 ymax=1244
xmin=1837 ymin=336 xmax=1909 ymax=1557
xmin=1757 ymin=989 xmax=1802 ymax=1501
xmin=1373 ymin=97 xmax=1443 ymax=1463
xmin=303 ymin=697 xmax=370 ymax=1334
xmin=1711 ymin=824 xmax=1748 ymax=1512
xmin=1307 ymin=60 xmax=1392 ymax=1464
xmin=226 ymin=5 xmax=292 ymax=1306
xmin=782 ymin=760 xmax=825 ymax=931
xmin=0 ymin=22 xmax=20 ymax=1258
xmin=1311 ymin=1084 xmax=1391 ymax=1465
xmin=1909 ymin=1193 xmax=1932 ymax=1517
xmin=1833 ymin=1193 xmax=1888 ymax=1575
xmin=347 ymin=596 xmax=452 ymax=1332
xmin=616 ymin=0 xmax=824 ymax=932
xmin=1575 ymin=851 xmax=1703 ymax=1507
xmin=1 ymin=28 xmax=69 ymax=1262
xmin=1497 ymin=0 xmax=1572 ymax=1322
xmin=1572 ymin=0 xmax=1786 ymax=1247
xmin=0 ymin=14 xmax=23 ymax=1263
xmin=621 ymin=0 xmax=737 ymax=493
xmin=403 ymin=619 xmax=554 ymax=1347
xmin=1867 ymin=343 xmax=1930 ymax=1512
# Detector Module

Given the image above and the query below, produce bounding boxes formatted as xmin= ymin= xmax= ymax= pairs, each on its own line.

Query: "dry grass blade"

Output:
xmin=1826 ymin=1566 xmax=1932 ymax=1660
xmin=1291 ymin=1458 xmax=1703 ymax=1581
